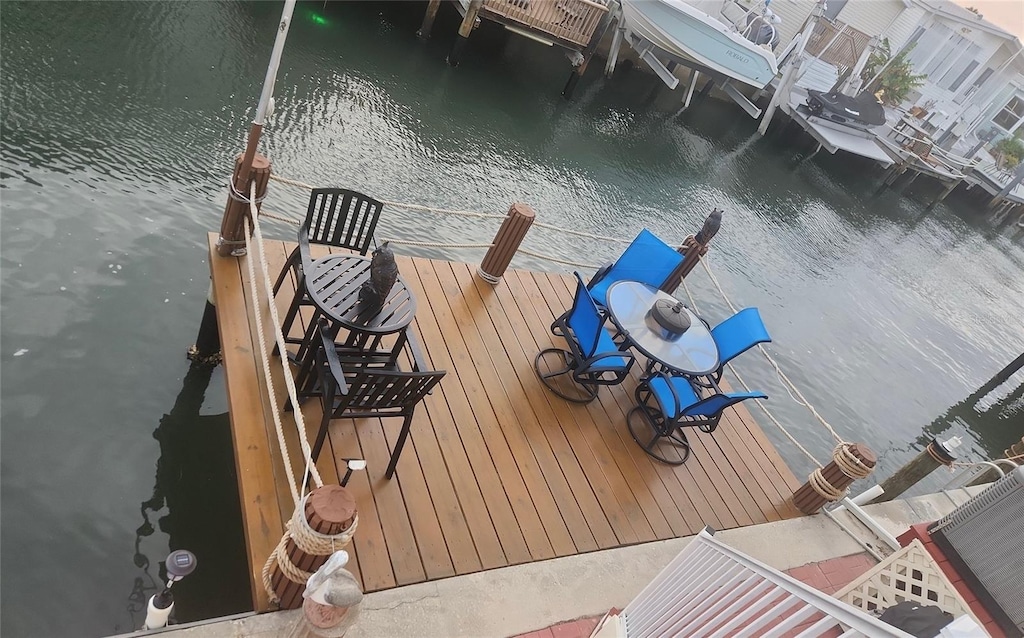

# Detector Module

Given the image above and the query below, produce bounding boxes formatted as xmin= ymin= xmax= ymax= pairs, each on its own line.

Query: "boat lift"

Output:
xmin=620 ymin=29 xmax=764 ymax=118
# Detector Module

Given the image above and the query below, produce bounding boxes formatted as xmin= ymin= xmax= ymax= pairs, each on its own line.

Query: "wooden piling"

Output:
xmin=269 ymin=486 xmax=357 ymax=610
xmin=447 ymin=0 xmax=482 ymax=67
xmin=792 ymin=443 xmax=876 ymax=515
xmin=973 ymin=352 xmax=1024 ymax=400
xmin=217 ymin=153 xmax=271 ymax=257
xmin=417 ymin=0 xmax=442 ymax=40
xmin=871 ymin=438 xmax=957 ymax=503
xmin=662 ymin=209 xmax=722 ymax=292
xmin=478 ymin=203 xmax=535 ymax=283
xmin=562 ymin=5 xmax=616 ymax=100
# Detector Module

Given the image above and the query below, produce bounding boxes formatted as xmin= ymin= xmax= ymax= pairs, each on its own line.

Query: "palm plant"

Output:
xmin=860 ymin=38 xmax=927 ymax=106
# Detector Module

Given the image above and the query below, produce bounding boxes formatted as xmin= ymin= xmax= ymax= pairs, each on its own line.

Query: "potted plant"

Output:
xmin=860 ymin=38 xmax=927 ymax=106
xmin=993 ymin=136 xmax=1024 ymax=169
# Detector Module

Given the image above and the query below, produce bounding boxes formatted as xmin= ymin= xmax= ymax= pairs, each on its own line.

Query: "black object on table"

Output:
xmin=605 ymin=281 xmax=719 ymax=376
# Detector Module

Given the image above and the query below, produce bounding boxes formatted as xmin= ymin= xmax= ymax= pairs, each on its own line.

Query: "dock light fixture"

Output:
xmin=341 ymin=459 xmax=367 ymax=487
xmin=142 ymin=550 xmax=197 ymax=630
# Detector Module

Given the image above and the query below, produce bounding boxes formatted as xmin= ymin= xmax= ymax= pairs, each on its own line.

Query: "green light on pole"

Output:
xmin=309 ymin=12 xmax=329 ymax=26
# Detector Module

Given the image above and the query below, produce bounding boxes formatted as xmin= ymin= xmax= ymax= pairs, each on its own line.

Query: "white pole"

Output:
xmin=254 ymin=0 xmax=297 ymax=127
xmin=218 ymin=0 xmax=298 ymax=257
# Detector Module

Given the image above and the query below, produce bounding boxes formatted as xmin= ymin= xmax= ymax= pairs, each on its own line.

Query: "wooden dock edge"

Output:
xmin=207 ymin=233 xmax=281 ymax=613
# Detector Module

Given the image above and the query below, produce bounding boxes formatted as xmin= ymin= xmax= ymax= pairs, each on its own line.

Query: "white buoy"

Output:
xmin=142 ymin=594 xmax=174 ymax=630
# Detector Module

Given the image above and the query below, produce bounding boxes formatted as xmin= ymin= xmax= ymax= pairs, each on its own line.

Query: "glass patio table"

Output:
xmin=605 ymin=281 xmax=719 ymax=376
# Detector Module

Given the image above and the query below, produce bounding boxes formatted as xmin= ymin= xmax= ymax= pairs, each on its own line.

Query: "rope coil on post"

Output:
xmin=261 ymin=495 xmax=359 ymax=602
xmin=808 ymin=467 xmax=846 ymax=501
xmin=833 ymin=443 xmax=874 ymax=480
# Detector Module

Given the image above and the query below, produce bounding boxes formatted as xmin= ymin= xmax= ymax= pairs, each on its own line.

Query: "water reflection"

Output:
xmin=124 ymin=363 xmax=250 ymax=631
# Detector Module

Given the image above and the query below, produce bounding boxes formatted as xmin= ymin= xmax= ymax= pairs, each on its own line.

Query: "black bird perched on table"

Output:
xmin=359 ymin=241 xmax=398 ymax=309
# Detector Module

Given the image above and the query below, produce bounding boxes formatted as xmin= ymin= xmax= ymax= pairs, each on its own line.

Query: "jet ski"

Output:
xmin=805 ymin=89 xmax=886 ymax=131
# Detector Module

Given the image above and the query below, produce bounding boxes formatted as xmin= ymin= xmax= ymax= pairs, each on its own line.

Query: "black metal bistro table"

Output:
xmin=605 ymin=281 xmax=719 ymax=376
xmin=294 ymin=253 xmax=417 ymax=370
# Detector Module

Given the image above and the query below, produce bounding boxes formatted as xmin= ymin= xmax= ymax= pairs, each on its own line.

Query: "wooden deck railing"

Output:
xmin=481 ymin=0 xmax=609 ymax=48
xmin=805 ymin=19 xmax=871 ymax=74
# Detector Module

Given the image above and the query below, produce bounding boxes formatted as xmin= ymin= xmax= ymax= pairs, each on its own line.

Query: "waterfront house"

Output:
xmin=769 ymin=0 xmax=1022 ymax=154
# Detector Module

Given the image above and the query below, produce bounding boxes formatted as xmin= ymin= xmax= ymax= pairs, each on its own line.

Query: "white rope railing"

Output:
xmin=532 ymin=220 xmax=631 ymax=244
xmin=516 ymin=247 xmax=599 ymax=269
xmin=677 ymin=279 xmax=824 ymax=468
xmin=697 ymin=257 xmax=847 ymax=447
xmin=242 ymin=181 xmax=325 ymax=502
xmin=268 ymin=174 xmax=505 ymax=220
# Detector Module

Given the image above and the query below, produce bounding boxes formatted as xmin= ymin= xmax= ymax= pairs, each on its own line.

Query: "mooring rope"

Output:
xmin=243 ymin=182 xmax=325 ymax=496
xmin=698 ymin=257 xmax=847 ymax=446
xmin=261 ymin=494 xmax=360 ymax=600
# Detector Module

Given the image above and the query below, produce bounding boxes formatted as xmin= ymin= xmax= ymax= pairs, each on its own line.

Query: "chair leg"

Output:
xmin=534 ymin=348 xmax=598 ymax=403
xmin=385 ymin=414 xmax=414 ymax=480
xmin=275 ymin=272 xmax=307 ymax=356
xmin=311 ymin=411 xmax=331 ymax=467
xmin=272 ymin=247 xmax=300 ymax=295
xmin=626 ymin=406 xmax=691 ymax=465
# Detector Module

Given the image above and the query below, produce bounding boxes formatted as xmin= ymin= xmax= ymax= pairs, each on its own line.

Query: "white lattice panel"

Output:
xmin=835 ymin=539 xmax=979 ymax=626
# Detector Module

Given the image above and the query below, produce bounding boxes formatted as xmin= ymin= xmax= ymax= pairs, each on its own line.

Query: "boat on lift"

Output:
xmin=619 ymin=0 xmax=780 ymax=89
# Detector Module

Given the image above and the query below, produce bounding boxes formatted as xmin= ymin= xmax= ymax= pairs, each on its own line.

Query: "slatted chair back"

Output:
xmin=310 ymin=320 xmax=445 ymax=479
xmin=566 ymin=272 xmax=607 ymax=359
xmin=301 ymin=188 xmax=383 ymax=261
xmin=587 ymin=229 xmax=684 ymax=306
xmin=710 ymin=307 xmax=771 ymax=369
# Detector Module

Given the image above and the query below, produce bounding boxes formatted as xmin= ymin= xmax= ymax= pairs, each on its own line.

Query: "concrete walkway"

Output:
xmin=135 ymin=487 xmax=986 ymax=638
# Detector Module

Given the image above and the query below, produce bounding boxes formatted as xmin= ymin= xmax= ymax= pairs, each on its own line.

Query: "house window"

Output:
xmin=823 ymin=0 xmax=849 ymax=21
xmin=993 ymin=95 xmax=1024 ymax=132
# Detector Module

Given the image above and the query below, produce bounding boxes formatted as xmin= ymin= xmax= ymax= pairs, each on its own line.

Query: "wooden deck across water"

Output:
xmin=208 ymin=233 xmax=803 ymax=612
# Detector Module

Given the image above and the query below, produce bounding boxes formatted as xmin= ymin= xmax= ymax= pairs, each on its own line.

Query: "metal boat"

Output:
xmin=619 ymin=0 xmax=779 ymax=89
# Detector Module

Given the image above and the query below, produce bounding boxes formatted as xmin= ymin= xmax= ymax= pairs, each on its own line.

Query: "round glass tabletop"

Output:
xmin=605 ymin=281 xmax=719 ymax=376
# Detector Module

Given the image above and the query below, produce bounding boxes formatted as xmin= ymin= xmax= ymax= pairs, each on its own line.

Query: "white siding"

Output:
xmin=772 ymin=0 xmax=818 ymax=49
xmin=884 ymin=5 xmax=926 ymax=50
xmin=835 ymin=0 xmax=905 ymax=41
xmin=909 ymin=15 xmax=1007 ymax=111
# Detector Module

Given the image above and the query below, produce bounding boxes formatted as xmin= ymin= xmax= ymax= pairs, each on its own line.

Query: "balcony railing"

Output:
xmin=481 ymin=0 xmax=609 ymax=48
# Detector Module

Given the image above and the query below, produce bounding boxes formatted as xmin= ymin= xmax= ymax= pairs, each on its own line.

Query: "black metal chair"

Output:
xmin=273 ymin=188 xmax=384 ymax=349
xmin=534 ymin=272 xmax=635 ymax=403
xmin=303 ymin=319 xmax=445 ymax=480
xmin=627 ymin=370 xmax=767 ymax=465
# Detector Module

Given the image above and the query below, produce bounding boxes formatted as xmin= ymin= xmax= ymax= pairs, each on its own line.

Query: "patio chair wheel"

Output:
xmin=534 ymin=347 xmax=598 ymax=404
xmin=627 ymin=406 xmax=690 ymax=465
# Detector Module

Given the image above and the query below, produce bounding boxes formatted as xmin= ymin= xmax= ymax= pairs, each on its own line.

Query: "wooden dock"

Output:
xmin=208 ymin=233 xmax=802 ymax=612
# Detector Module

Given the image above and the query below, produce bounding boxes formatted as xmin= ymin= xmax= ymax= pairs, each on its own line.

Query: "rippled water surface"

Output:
xmin=2 ymin=2 xmax=1023 ymax=636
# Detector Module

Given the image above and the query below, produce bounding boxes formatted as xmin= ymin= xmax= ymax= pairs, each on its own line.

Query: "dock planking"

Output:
xmin=208 ymin=233 xmax=802 ymax=612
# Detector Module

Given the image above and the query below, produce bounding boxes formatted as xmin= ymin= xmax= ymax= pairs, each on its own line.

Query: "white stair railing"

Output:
xmin=615 ymin=529 xmax=915 ymax=637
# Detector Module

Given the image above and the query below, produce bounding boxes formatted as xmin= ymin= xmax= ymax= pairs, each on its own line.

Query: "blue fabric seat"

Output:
xmin=709 ymin=307 xmax=772 ymax=380
xmin=628 ymin=370 xmax=767 ymax=465
xmin=587 ymin=229 xmax=684 ymax=307
xmin=534 ymin=272 xmax=635 ymax=403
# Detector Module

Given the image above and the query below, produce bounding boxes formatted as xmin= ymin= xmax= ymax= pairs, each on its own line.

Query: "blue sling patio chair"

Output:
xmin=586 ymin=228 xmax=684 ymax=309
xmin=534 ymin=272 xmax=636 ymax=403
xmin=708 ymin=307 xmax=772 ymax=381
xmin=627 ymin=370 xmax=767 ymax=465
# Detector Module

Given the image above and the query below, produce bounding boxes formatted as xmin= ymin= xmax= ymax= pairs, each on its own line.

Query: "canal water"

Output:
xmin=2 ymin=2 xmax=1022 ymax=635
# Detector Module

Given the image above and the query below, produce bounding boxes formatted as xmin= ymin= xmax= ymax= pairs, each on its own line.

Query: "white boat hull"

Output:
xmin=620 ymin=0 xmax=778 ymax=89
